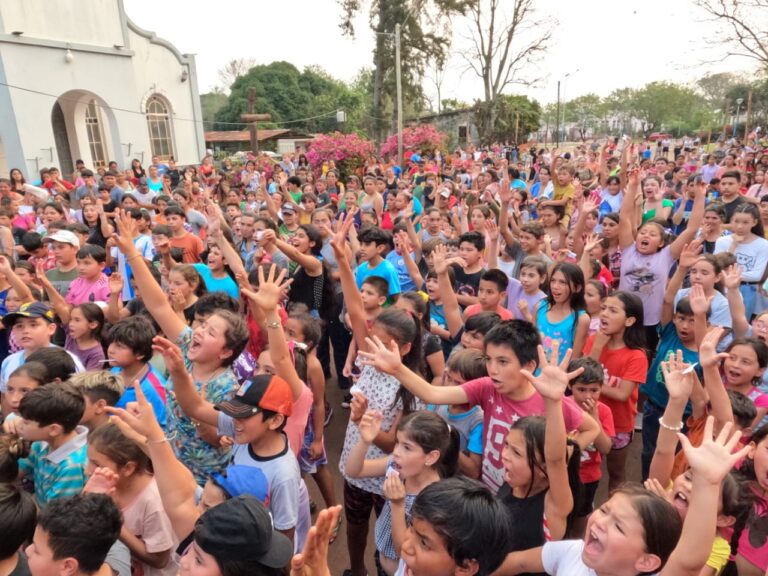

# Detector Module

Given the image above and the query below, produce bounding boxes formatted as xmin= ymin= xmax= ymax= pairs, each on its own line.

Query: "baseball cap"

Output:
xmin=43 ymin=230 xmax=80 ymax=248
xmin=211 ymin=465 xmax=269 ymax=504
xmin=215 ymin=374 xmax=293 ymax=419
xmin=281 ymin=203 xmax=296 ymax=213
xmin=2 ymin=301 xmax=55 ymax=328
xmin=194 ymin=495 xmax=292 ymax=568
xmin=439 ymin=188 xmax=451 ymax=198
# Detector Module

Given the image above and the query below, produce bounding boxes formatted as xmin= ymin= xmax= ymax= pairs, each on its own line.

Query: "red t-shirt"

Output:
xmin=169 ymin=232 xmax=204 ymax=263
xmin=463 ymin=303 xmax=514 ymax=321
xmin=584 ymin=336 xmax=649 ymax=433
xmin=461 ymin=377 xmax=585 ymax=493
xmin=578 ymin=401 xmax=615 ymax=484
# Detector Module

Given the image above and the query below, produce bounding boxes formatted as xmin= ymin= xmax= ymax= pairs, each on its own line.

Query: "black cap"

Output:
xmin=2 ymin=301 xmax=55 ymax=328
xmin=194 ymin=495 xmax=293 ymax=568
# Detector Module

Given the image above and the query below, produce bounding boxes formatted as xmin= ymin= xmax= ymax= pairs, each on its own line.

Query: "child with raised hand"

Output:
xmin=566 ymin=357 xmax=614 ymax=537
xmin=327 ymin=212 xmax=424 ymax=576
xmin=84 ymin=422 xmax=176 ymax=576
xmin=346 ymin=410 xmax=459 ymax=575
xmin=585 ymin=291 xmax=649 ymax=490
xmin=501 ymin=415 xmax=749 ymax=576
xmin=111 ymin=209 xmax=244 ymax=484
xmin=617 ymin=167 xmax=705 ymax=349
xmin=152 ymin=332 xmax=310 ymax=550
xmin=359 ymin=319 xmax=599 ymax=495
xmin=646 ymin=346 xmax=751 ymax=576
xmin=495 ymin=343 xmax=584 ymax=571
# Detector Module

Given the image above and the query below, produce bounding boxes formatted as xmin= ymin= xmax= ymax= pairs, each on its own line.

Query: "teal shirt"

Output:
xmin=18 ymin=426 xmax=88 ymax=505
xmin=193 ymin=264 xmax=240 ymax=300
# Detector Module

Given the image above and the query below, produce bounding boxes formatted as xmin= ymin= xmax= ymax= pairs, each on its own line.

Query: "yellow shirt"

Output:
xmin=706 ymin=535 xmax=730 ymax=574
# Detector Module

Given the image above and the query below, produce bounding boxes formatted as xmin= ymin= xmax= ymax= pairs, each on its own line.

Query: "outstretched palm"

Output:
xmin=520 ymin=343 xmax=582 ymax=401
xmin=242 ymin=264 xmax=292 ymax=312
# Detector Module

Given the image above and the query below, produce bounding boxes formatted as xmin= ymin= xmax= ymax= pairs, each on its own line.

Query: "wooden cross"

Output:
xmin=240 ymin=87 xmax=271 ymax=154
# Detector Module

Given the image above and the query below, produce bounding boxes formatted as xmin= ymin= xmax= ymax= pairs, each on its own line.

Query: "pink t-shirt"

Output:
xmin=64 ymin=274 xmax=110 ymax=306
xmin=285 ymin=385 xmax=313 ymax=457
xmin=121 ymin=479 xmax=177 ymax=576
xmin=461 ymin=377 xmax=585 ymax=493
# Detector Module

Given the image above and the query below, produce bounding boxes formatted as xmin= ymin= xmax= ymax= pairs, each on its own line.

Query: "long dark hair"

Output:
xmin=397 ymin=411 xmax=460 ymax=478
xmin=610 ymin=291 xmax=646 ymax=352
xmin=732 ymin=203 xmax=765 ymax=238
xmin=719 ymin=471 xmax=753 ymax=576
xmin=374 ymin=307 xmax=423 ymax=412
xmin=511 ymin=416 xmax=583 ymax=530
xmin=545 ymin=262 xmax=586 ymax=312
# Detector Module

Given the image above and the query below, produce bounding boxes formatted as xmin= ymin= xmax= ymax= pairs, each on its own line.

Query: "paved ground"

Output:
xmin=309 ymin=381 xmax=644 ymax=575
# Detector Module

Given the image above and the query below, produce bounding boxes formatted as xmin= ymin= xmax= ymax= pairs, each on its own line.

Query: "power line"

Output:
xmin=0 ymin=80 xmax=342 ymax=129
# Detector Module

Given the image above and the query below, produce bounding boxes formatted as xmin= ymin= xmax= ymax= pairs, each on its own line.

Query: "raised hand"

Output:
xmin=583 ymin=233 xmax=602 ymax=254
xmin=349 ymin=392 xmax=368 ymax=425
xmin=290 ymin=505 xmax=342 ymax=576
xmin=358 ymin=335 xmax=404 ymax=375
xmin=330 ymin=211 xmax=354 ymax=256
xmin=688 ymin=283 xmax=713 ymax=318
xmin=357 ymin=409 xmax=384 ymax=444
xmin=659 ymin=349 xmax=694 ymax=401
xmin=112 ymin=209 xmax=138 ymax=254
xmin=699 ymin=326 xmax=729 ymax=369
xmin=108 ymin=272 xmax=124 ymax=296
xmin=485 ymin=219 xmax=499 ymax=243
xmin=723 ymin=264 xmax=743 ymax=292
xmin=0 ymin=255 xmax=13 ymax=276
xmin=680 ymin=417 xmax=750 ymax=485
xmin=83 ymin=467 xmax=119 ymax=497
xmin=520 ymin=344 xmax=583 ymax=401
xmin=205 ymin=203 xmax=222 ymax=238
xmin=643 ymin=478 xmax=672 ymax=503
xmin=240 ymin=264 xmax=292 ymax=312
xmin=151 ymin=336 xmax=187 ymax=378
xmin=678 ymin=240 xmax=703 ymax=269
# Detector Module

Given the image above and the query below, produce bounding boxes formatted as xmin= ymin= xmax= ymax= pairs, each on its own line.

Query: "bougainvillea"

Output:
xmin=306 ymin=132 xmax=376 ymax=180
xmin=380 ymin=125 xmax=448 ymax=160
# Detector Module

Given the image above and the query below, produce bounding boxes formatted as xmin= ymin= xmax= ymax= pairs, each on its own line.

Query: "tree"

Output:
xmin=217 ymin=58 xmax=257 ymax=93
xmin=562 ymin=94 xmax=603 ymax=140
xmin=697 ymin=72 xmax=744 ymax=104
xmin=462 ymin=0 xmax=553 ymax=142
xmin=474 ymin=94 xmax=541 ymax=143
xmin=339 ymin=0 xmax=471 ymax=143
xmin=628 ymin=82 xmax=710 ymax=136
xmin=200 ymin=91 xmax=228 ymax=127
xmin=213 ymin=62 xmax=368 ymax=134
xmin=695 ymin=0 xmax=768 ymax=71
xmin=441 ymin=98 xmax=470 ymax=111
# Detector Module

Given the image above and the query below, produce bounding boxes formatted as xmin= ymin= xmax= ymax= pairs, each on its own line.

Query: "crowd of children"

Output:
xmin=3 ymin=138 xmax=768 ymax=576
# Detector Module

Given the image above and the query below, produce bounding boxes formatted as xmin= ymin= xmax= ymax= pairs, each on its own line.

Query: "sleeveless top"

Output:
xmin=535 ymin=301 xmax=586 ymax=364
xmin=289 ymin=266 xmax=325 ymax=316
xmin=498 ymin=484 xmax=548 ymax=576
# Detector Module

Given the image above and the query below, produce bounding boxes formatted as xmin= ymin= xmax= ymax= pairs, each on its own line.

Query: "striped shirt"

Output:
xmin=18 ymin=425 xmax=88 ymax=505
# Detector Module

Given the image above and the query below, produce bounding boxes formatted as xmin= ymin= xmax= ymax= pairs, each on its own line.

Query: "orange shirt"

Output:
xmin=169 ymin=232 xmax=204 ymax=263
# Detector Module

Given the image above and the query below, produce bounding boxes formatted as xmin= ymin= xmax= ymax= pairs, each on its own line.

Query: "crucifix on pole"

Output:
xmin=240 ymin=87 xmax=271 ymax=154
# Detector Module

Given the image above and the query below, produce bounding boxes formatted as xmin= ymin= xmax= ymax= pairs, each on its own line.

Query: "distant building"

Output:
xmin=205 ymin=129 xmax=316 ymax=155
xmin=406 ymin=108 xmax=481 ymax=147
xmin=0 ymin=0 xmax=204 ymax=176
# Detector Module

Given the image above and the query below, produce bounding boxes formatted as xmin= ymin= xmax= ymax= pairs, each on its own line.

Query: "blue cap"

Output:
xmin=212 ymin=465 xmax=270 ymax=504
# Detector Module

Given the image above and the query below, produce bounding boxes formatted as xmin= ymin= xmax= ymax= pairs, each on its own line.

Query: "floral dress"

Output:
xmin=168 ymin=327 xmax=237 ymax=485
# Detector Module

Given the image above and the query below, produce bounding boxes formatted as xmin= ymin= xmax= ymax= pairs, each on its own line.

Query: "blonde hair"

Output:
xmin=68 ymin=371 xmax=124 ymax=405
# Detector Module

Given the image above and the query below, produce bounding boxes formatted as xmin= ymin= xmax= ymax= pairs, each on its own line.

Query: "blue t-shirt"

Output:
xmin=113 ymin=365 xmax=167 ymax=426
xmin=193 ymin=264 xmax=240 ymax=300
xmin=355 ymin=259 xmax=402 ymax=297
xmin=385 ymin=250 xmax=417 ymax=293
xmin=535 ymin=301 xmax=586 ymax=365
xmin=640 ymin=322 xmax=700 ymax=414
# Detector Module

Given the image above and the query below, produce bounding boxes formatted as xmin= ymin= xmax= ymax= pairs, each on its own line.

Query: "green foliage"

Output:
xmin=213 ymin=62 xmax=369 ymax=134
xmin=474 ymin=95 xmax=541 ymax=143
xmin=441 ymin=98 xmax=470 ymax=112
xmin=200 ymin=91 xmax=228 ymax=127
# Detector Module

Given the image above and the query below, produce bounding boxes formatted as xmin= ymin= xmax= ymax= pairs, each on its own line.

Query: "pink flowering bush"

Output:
xmin=380 ymin=125 xmax=448 ymax=160
xmin=306 ymin=132 xmax=376 ymax=179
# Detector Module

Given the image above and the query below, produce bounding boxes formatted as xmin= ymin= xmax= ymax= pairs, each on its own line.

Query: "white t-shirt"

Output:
xmin=541 ymin=540 xmax=659 ymax=576
xmin=714 ymin=235 xmax=768 ymax=282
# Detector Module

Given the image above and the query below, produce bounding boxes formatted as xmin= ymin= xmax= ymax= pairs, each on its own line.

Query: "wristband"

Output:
xmin=146 ymin=432 xmax=176 ymax=445
xmin=658 ymin=417 xmax=683 ymax=432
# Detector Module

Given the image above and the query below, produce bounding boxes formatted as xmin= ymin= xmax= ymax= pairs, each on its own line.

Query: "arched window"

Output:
xmin=146 ymin=96 xmax=174 ymax=161
xmin=85 ymin=100 xmax=107 ymax=168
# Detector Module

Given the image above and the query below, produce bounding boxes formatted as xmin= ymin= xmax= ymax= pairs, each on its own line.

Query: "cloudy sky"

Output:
xmin=123 ymin=0 xmax=754 ymax=110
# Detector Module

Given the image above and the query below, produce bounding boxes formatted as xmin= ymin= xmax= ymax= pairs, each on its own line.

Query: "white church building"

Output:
xmin=0 ymin=0 xmax=205 ymax=178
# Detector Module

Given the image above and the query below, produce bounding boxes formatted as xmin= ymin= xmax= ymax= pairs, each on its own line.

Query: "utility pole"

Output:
xmin=240 ymin=87 xmax=271 ymax=155
xmin=395 ymin=23 xmax=404 ymax=169
xmin=746 ymin=89 xmax=753 ymax=140
xmin=555 ymin=81 xmax=561 ymax=147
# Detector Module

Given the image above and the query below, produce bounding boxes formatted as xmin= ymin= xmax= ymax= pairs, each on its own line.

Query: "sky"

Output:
xmin=123 ymin=0 xmax=756 ymax=109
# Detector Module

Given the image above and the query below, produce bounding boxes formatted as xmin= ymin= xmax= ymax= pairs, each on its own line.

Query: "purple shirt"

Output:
xmin=505 ymin=277 xmax=545 ymax=320
xmin=618 ymin=244 xmax=674 ymax=325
